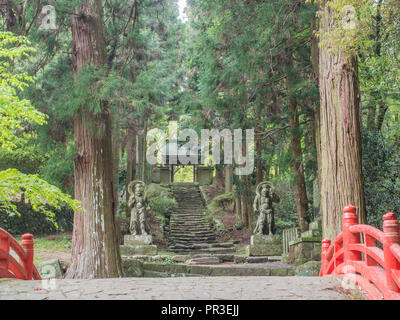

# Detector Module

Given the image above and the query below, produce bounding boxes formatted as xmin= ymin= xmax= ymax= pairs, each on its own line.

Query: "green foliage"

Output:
xmin=0 ymin=32 xmax=80 ymax=224
xmin=0 ymin=32 xmax=46 ymax=148
xmin=0 ymin=168 xmax=79 ymax=226
xmin=207 ymin=192 xmax=233 ymax=217
xmin=363 ymin=131 xmax=400 ymax=228
xmin=173 ymin=166 xmax=195 ymax=182
xmin=272 ymin=178 xmax=301 ymax=233
xmin=0 ymin=202 xmax=74 ymax=236
xmin=0 ymin=137 xmax=45 ymax=174
xmin=146 ymin=184 xmax=177 ymax=225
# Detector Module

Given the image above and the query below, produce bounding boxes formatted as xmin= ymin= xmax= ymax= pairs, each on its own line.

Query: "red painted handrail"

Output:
xmin=0 ymin=228 xmax=41 ymax=280
xmin=320 ymin=206 xmax=400 ymax=300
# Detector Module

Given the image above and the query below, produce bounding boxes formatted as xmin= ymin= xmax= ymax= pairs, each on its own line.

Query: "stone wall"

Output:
xmin=282 ymin=227 xmax=300 ymax=255
xmin=287 ymin=220 xmax=322 ymax=265
xmin=122 ymin=258 xmax=295 ymax=277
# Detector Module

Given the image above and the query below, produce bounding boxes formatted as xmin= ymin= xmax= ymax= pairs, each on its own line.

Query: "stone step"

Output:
xmin=169 ymin=248 xmax=236 ymax=254
xmin=170 ymin=222 xmax=209 ymax=226
xmin=171 ymin=231 xmax=215 ymax=235
xmin=171 ymin=229 xmax=214 ymax=233
xmin=170 ymin=237 xmax=217 ymax=242
xmin=170 ymin=228 xmax=212 ymax=232
xmin=171 ymin=214 xmax=207 ymax=218
xmin=170 ymin=224 xmax=211 ymax=228
xmin=170 ymin=222 xmax=210 ymax=226
xmin=171 ymin=227 xmax=211 ymax=231
xmin=126 ymin=261 xmax=295 ymax=277
xmin=169 ymin=183 xmax=232 ymax=255
xmin=170 ymin=223 xmax=210 ymax=227
xmin=171 ymin=218 xmax=208 ymax=221
xmin=172 ymin=239 xmax=217 ymax=243
xmin=169 ymin=242 xmax=233 ymax=249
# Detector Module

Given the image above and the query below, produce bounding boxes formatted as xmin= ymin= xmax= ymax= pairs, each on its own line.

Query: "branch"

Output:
xmin=24 ymin=0 xmax=40 ymax=35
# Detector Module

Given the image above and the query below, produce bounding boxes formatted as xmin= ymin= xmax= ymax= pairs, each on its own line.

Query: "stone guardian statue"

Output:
xmin=127 ymin=180 xmax=150 ymax=236
xmin=253 ymin=182 xmax=280 ymax=236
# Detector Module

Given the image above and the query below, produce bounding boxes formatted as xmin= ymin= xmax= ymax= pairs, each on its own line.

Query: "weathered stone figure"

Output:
xmin=128 ymin=181 xmax=149 ymax=236
xmin=253 ymin=182 xmax=280 ymax=236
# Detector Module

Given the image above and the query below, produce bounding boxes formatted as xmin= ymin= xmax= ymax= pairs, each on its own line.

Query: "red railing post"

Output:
xmin=21 ymin=234 xmax=34 ymax=280
xmin=383 ymin=212 xmax=400 ymax=293
xmin=342 ymin=205 xmax=361 ymax=263
xmin=0 ymin=234 xmax=9 ymax=273
xmin=320 ymin=238 xmax=331 ymax=276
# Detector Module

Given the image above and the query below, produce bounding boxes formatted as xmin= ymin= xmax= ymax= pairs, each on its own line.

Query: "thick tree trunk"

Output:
xmin=66 ymin=0 xmax=123 ymax=279
xmin=318 ymin=1 xmax=366 ymax=240
xmin=287 ymin=76 xmax=309 ymax=232
xmin=311 ymin=13 xmax=322 ymax=221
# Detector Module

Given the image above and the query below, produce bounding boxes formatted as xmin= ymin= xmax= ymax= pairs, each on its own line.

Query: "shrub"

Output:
xmin=0 ymin=202 xmax=74 ymax=236
xmin=146 ymin=184 xmax=177 ymax=225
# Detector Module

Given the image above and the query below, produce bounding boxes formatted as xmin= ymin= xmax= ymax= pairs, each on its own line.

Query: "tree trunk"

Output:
xmin=241 ymin=191 xmax=249 ymax=228
xmin=311 ymin=12 xmax=322 ymax=221
xmin=141 ymin=122 xmax=147 ymax=182
xmin=214 ymin=166 xmax=225 ymax=189
xmin=318 ymin=1 xmax=366 ymax=240
xmin=255 ymin=120 xmax=263 ymax=185
xmin=224 ymin=165 xmax=232 ymax=193
xmin=287 ymin=76 xmax=309 ymax=232
xmin=0 ymin=0 xmax=17 ymax=31
xmin=376 ymin=102 xmax=388 ymax=131
xmin=125 ymin=117 xmax=137 ymax=217
xmin=66 ymin=0 xmax=123 ymax=279
xmin=112 ymin=115 xmax=120 ymax=217
xmin=367 ymin=103 xmax=377 ymax=131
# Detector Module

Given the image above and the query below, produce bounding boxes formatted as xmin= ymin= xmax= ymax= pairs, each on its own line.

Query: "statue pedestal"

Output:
xmin=120 ymin=234 xmax=157 ymax=256
xmin=246 ymin=234 xmax=282 ymax=256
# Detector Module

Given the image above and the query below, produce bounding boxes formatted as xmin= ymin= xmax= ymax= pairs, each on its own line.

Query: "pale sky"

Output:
xmin=177 ymin=0 xmax=188 ymax=22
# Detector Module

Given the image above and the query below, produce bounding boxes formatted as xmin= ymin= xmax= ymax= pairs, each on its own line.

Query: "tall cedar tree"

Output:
xmin=66 ymin=0 xmax=123 ymax=279
xmin=318 ymin=0 xmax=366 ymax=240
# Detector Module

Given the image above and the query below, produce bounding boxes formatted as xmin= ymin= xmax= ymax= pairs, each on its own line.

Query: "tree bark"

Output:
xmin=318 ymin=1 xmax=366 ymax=240
xmin=125 ymin=116 xmax=137 ymax=217
xmin=376 ymin=102 xmax=388 ymax=131
xmin=0 ymin=0 xmax=17 ymax=31
xmin=367 ymin=102 xmax=377 ymax=131
xmin=66 ymin=0 xmax=123 ymax=279
xmin=224 ymin=165 xmax=232 ymax=193
xmin=214 ymin=166 xmax=225 ymax=189
xmin=112 ymin=114 xmax=120 ymax=217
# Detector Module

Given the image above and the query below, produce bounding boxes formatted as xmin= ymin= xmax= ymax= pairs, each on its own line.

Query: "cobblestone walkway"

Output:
xmin=0 ymin=276 xmax=352 ymax=300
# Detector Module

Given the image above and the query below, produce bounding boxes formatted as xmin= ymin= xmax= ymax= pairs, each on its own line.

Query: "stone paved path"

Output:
xmin=0 ymin=276 xmax=351 ymax=300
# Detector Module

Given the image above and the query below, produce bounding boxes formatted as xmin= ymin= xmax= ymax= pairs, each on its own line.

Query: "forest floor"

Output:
xmin=16 ymin=233 xmax=73 ymax=266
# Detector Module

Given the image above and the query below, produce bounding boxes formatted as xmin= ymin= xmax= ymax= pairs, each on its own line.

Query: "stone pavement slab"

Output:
xmin=0 ymin=276 xmax=353 ymax=300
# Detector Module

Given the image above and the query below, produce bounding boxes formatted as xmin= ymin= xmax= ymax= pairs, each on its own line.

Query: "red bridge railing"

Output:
xmin=320 ymin=205 xmax=400 ymax=300
xmin=0 ymin=228 xmax=41 ymax=280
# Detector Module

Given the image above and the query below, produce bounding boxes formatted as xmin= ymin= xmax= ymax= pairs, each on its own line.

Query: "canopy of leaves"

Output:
xmin=0 ymin=32 xmax=79 ymax=224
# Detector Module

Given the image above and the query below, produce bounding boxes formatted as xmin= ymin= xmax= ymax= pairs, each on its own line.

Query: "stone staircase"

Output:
xmin=168 ymin=183 xmax=236 ymax=254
